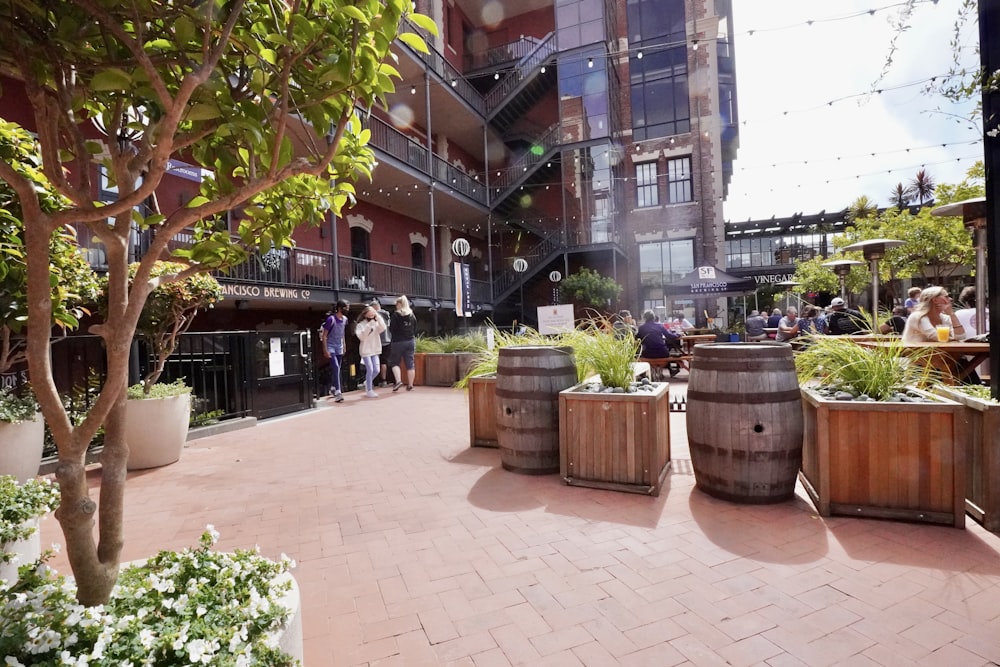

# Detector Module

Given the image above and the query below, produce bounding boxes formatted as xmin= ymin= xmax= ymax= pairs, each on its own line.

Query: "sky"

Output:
xmin=723 ymin=0 xmax=983 ymax=223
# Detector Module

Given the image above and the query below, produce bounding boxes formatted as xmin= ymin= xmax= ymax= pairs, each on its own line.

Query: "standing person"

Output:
xmin=826 ymin=297 xmax=868 ymax=335
xmin=903 ymin=286 xmax=967 ymax=343
xmin=389 ymin=295 xmax=418 ymax=391
xmin=775 ymin=307 xmax=801 ymax=342
xmin=904 ymin=286 xmax=922 ymax=313
xmin=355 ymin=305 xmax=387 ymax=398
xmin=745 ymin=310 xmax=767 ymax=341
xmin=320 ymin=299 xmax=350 ymax=402
xmin=371 ymin=299 xmax=391 ymax=386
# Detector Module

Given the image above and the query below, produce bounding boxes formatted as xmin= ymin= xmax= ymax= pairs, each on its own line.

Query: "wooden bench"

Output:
xmin=638 ymin=356 xmax=694 ymax=379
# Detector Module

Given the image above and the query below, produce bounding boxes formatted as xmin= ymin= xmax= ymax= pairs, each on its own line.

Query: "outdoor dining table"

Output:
xmin=855 ymin=339 xmax=992 ymax=384
xmin=680 ymin=333 xmax=717 ymax=354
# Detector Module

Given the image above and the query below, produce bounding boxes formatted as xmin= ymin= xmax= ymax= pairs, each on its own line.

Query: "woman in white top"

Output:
xmin=355 ymin=305 xmax=387 ymax=398
xmin=902 ymin=286 xmax=968 ymax=343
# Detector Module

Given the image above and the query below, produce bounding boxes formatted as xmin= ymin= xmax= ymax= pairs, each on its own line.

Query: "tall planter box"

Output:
xmin=423 ymin=353 xmax=459 ymax=386
xmin=467 ymin=375 xmax=497 ymax=448
xmin=799 ymin=388 xmax=966 ymax=528
xmin=411 ymin=352 xmax=426 ymax=386
xmin=559 ymin=382 xmax=671 ymax=495
xmin=935 ymin=386 xmax=1000 ymax=533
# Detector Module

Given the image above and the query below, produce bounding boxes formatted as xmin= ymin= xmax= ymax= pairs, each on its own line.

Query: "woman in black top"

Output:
xmin=388 ymin=295 xmax=417 ymax=391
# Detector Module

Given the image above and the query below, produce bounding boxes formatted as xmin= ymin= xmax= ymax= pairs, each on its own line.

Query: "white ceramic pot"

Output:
xmin=0 ymin=519 xmax=41 ymax=587
xmin=124 ymin=393 xmax=191 ymax=470
xmin=0 ymin=416 xmax=44 ymax=483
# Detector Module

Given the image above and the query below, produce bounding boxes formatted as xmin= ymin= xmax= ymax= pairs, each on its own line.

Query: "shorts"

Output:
xmin=389 ymin=338 xmax=416 ymax=371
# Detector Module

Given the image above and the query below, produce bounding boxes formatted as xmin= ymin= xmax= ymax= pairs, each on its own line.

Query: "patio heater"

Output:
xmin=821 ymin=259 xmax=864 ymax=301
xmin=840 ymin=238 xmax=903 ymax=312
xmin=931 ymin=198 xmax=988 ymax=333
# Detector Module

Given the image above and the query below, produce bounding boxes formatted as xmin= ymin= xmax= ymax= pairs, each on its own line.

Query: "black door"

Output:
xmin=251 ymin=330 xmax=313 ymax=419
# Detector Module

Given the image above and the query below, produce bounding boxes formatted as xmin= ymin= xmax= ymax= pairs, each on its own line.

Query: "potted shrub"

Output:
xmin=933 ymin=384 xmax=999 ymax=532
xmin=558 ymin=323 xmax=672 ymax=495
xmin=103 ymin=261 xmax=222 ymax=470
xmin=420 ymin=333 xmax=487 ymax=387
xmin=795 ymin=336 xmax=966 ymax=527
xmin=0 ymin=387 xmax=43 ymax=483
xmin=0 ymin=475 xmax=59 ymax=586
xmin=0 ymin=527 xmax=302 ymax=664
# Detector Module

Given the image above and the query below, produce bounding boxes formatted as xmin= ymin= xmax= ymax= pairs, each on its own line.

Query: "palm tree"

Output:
xmin=888 ymin=183 xmax=911 ymax=210
xmin=906 ymin=169 xmax=936 ymax=205
xmin=846 ymin=195 xmax=878 ymax=222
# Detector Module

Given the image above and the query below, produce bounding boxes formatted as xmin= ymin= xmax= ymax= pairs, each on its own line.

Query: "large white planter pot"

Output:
xmin=0 ymin=518 xmax=41 ymax=587
xmin=124 ymin=393 xmax=191 ymax=470
xmin=0 ymin=416 xmax=44 ymax=483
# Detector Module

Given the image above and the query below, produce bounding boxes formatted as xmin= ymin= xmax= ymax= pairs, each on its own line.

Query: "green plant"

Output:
xmin=455 ymin=323 xmax=551 ymax=389
xmin=434 ymin=333 xmax=487 ymax=353
xmin=0 ymin=386 xmax=38 ymax=424
xmin=125 ymin=378 xmax=192 ymax=401
xmin=0 ymin=476 xmax=59 ymax=566
xmin=414 ymin=335 xmax=440 ymax=353
xmin=566 ymin=318 xmax=641 ymax=390
xmin=559 ymin=267 xmax=623 ymax=311
xmin=795 ymin=336 xmax=941 ymax=401
xmin=946 ymin=384 xmax=999 ymax=403
xmin=0 ymin=528 xmax=298 ymax=665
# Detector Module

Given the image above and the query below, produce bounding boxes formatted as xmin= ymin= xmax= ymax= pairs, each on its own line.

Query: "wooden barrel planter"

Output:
xmin=495 ymin=346 xmax=576 ymax=474
xmin=686 ymin=342 xmax=804 ymax=504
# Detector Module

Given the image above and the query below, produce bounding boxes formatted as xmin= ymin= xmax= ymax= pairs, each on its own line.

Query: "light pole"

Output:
xmin=513 ymin=257 xmax=528 ymax=329
xmin=549 ymin=270 xmax=562 ymax=305
xmin=841 ymin=238 xmax=903 ymax=313
xmin=822 ymin=259 xmax=864 ymax=301
xmin=452 ymin=238 xmax=471 ymax=335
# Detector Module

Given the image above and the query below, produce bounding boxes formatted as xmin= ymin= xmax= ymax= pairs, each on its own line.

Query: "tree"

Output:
xmin=0 ymin=122 xmax=99 ymax=374
xmin=0 ymin=0 xmax=433 ymax=605
xmin=906 ymin=169 xmax=936 ymax=205
xmin=846 ymin=195 xmax=878 ymax=222
xmin=559 ymin=267 xmax=623 ymax=312
xmin=888 ymin=182 xmax=911 ymax=210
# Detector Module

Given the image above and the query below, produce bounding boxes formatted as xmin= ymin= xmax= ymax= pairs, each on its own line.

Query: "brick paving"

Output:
xmin=41 ymin=382 xmax=1000 ymax=666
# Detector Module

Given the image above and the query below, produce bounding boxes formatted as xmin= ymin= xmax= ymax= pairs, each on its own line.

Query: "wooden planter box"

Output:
xmin=935 ymin=386 xmax=1000 ymax=533
xmin=423 ymin=353 xmax=459 ymax=386
xmin=559 ymin=382 xmax=671 ymax=495
xmin=411 ymin=352 xmax=426 ymax=386
xmin=467 ymin=375 xmax=497 ymax=448
xmin=799 ymin=388 xmax=966 ymax=528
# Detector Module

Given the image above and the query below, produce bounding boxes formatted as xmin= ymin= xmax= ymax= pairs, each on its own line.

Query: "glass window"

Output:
xmin=636 ymin=162 xmax=658 ymax=208
xmin=350 ymin=226 xmax=370 ymax=259
xmin=411 ymin=242 xmax=425 ymax=269
xmin=667 ymin=157 xmax=692 ymax=203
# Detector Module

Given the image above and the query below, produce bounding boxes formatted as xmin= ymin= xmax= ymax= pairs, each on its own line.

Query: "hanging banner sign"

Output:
xmin=453 ymin=261 xmax=472 ymax=316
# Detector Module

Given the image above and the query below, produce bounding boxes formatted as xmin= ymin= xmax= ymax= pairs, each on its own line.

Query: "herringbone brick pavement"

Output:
xmin=41 ymin=384 xmax=1000 ymax=666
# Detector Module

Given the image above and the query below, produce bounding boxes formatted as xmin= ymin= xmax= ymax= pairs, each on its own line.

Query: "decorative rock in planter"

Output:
xmin=559 ymin=379 xmax=671 ymax=495
xmin=0 ymin=416 xmax=44 ymax=483
xmin=800 ymin=387 xmax=966 ymax=527
xmin=124 ymin=392 xmax=191 ymax=470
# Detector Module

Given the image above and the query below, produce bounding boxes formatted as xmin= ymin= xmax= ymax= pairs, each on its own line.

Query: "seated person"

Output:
xmin=798 ymin=306 xmax=828 ymax=335
xmin=775 ymin=307 xmax=801 ymax=342
xmin=902 ymin=286 xmax=978 ymax=384
xmin=637 ymin=310 xmax=680 ymax=377
xmin=745 ymin=310 xmax=768 ymax=341
xmin=878 ymin=305 xmax=908 ymax=335
xmin=827 ymin=297 xmax=868 ymax=335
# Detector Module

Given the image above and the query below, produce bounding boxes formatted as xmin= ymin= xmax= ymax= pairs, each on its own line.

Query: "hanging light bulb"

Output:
xmin=692 ymin=40 xmax=699 ymax=50
xmin=587 ymin=57 xmax=594 ymax=68
xmin=637 ymin=50 xmax=643 ymax=59
xmin=494 ymin=72 xmax=500 ymax=80
xmin=410 ymin=85 xmax=416 ymax=95
xmin=540 ymin=65 xmax=546 ymax=73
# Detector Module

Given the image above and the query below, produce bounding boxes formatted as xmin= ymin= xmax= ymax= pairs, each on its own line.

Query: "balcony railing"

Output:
xmin=464 ymin=35 xmax=544 ymax=72
xmin=402 ymin=19 xmax=487 ymax=115
xmin=484 ymin=33 xmax=556 ymax=113
xmin=361 ymin=113 xmax=488 ymax=206
xmin=490 ymin=123 xmax=561 ymax=203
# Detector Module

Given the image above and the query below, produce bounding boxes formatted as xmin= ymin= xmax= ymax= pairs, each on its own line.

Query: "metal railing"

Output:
xmin=360 ymin=113 xmax=488 ymax=206
xmin=402 ymin=19 xmax=487 ymax=115
xmin=484 ymin=33 xmax=556 ymax=113
xmin=493 ymin=234 xmax=566 ymax=298
xmin=490 ymin=123 xmax=561 ymax=203
xmin=464 ymin=35 xmax=543 ymax=71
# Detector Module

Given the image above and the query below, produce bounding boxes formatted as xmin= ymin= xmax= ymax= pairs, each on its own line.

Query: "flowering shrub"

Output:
xmin=0 ymin=387 xmax=39 ymax=424
xmin=0 ymin=528 xmax=299 ymax=666
xmin=0 ymin=476 xmax=59 ymax=566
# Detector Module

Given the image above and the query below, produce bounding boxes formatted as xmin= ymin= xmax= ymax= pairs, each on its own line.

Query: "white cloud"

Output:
xmin=724 ymin=0 xmax=981 ymax=222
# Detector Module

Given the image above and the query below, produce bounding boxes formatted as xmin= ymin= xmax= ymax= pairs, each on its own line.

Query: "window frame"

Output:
xmin=635 ymin=161 xmax=659 ymax=208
